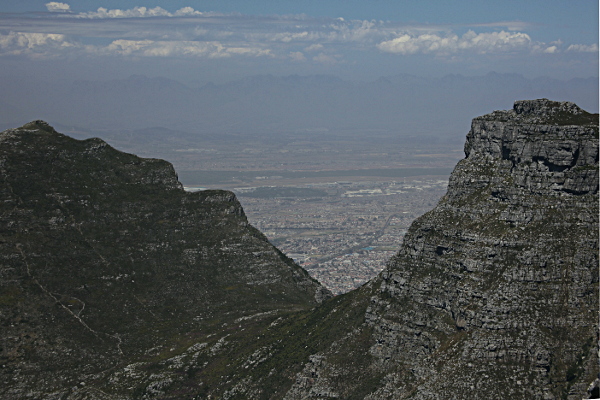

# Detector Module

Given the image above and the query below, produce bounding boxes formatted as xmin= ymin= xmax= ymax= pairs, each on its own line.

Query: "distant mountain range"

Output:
xmin=1 ymin=73 xmax=597 ymax=141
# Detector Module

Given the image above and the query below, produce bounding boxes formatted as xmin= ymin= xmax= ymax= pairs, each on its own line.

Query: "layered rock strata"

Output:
xmin=284 ymin=99 xmax=599 ymax=399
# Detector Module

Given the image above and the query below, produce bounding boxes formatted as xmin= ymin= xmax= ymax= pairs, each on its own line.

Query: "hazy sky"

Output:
xmin=0 ymin=1 xmax=597 ymax=85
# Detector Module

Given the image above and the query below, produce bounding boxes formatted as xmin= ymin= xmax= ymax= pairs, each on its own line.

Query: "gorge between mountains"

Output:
xmin=0 ymin=99 xmax=598 ymax=399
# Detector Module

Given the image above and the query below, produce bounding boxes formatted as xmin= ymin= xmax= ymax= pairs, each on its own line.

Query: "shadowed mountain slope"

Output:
xmin=0 ymin=121 xmax=329 ymax=399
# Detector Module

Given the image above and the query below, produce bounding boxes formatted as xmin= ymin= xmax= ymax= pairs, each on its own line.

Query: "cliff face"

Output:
xmin=0 ymin=121 xmax=329 ymax=399
xmin=366 ymin=100 xmax=598 ymax=398
xmin=284 ymin=99 xmax=599 ymax=399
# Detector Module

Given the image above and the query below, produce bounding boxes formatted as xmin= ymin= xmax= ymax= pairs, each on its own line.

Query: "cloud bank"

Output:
xmin=102 ymin=39 xmax=271 ymax=58
xmin=567 ymin=44 xmax=599 ymax=53
xmin=0 ymin=31 xmax=75 ymax=56
xmin=74 ymin=6 xmax=204 ymax=19
xmin=377 ymin=30 xmax=534 ymax=55
xmin=0 ymin=3 xmax=596 ymax=65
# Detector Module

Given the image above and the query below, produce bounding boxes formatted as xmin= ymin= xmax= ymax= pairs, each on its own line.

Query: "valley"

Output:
xmin=1 ymin=99 xmax=597 ymax=399
xmin=168 ymin=136 xmax=459 ymax=294
xmin=71 ymin=127 xmax=462 ymax=294
xmin=195 ymin=178 xmax=448 ymax=294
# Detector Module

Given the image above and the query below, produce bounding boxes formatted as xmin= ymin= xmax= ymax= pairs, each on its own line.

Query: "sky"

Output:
xmin=0 ymin=1 xmax=597 ymax=85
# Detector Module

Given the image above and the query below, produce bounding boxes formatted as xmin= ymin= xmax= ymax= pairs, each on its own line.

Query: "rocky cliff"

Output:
xmin=0 ymin=99 xmax=598 ymax=400
xmin=0 ymin=121 xmax=329 ymax=399
xmin=282 ymin=99 xmax=599 ymax=399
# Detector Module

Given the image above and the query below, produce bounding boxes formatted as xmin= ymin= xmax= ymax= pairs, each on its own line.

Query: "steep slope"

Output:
xmin=0 ymin=121 xmax=329 ymax=399
xmin=279 ymin=99 xmax=599 ymax=399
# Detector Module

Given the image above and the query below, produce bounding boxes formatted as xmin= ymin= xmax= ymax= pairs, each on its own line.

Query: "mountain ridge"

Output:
xmin=0 ymin=99 xmax=598 ymax=399
xmin=0 ymin=120 xmax=329 ymax=398
xmin=0 ymin=73 xmax=597 ymax=135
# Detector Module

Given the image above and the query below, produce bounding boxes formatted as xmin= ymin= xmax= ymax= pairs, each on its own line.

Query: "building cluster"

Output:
xmin=237 ymin=179 xmax=448 ymax=295
xmin=304 ymin=249 xmax=398 ymax=294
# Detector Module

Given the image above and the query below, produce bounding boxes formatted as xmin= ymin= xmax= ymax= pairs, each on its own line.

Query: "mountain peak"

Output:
xmin=19 ymin=120 xmax=57 ymax=133
xmin=463 ymin=100 xmax=598 ymax=196
xmin=513 ymin=98 xmax=585 ymax=117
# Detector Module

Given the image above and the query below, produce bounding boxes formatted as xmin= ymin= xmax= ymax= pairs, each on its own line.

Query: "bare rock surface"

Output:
xmin=282 ymin=99 xmax=598 ymax=400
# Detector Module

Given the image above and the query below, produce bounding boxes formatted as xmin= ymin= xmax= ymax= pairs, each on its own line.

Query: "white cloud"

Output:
xmin=99 ymin=39 xmax=271 ymax=59
xmin=328 ymin=19 xmax=379 ymax=42
xmin=544 ymin=46 xmax=558 ymax=54
xmin=77 ymin=6 xmax=173 ymax=19
xmin=242 ymin=27 xmax=327 ymax=44
xmin=104 ymin=39 xmax=155 ymax=55
xmin=377 ymin=30 xmax=533 ymax=55
xmin=0 ymin=31 xmax=76 ymax=56
xmin=304 ymin=44 xmax=323 ymax=52
xmin=225 ymin=46 xmax=271 ymax=57
xmin=290 ymin=51 xmax=306 ymax=61
xmin=377 ymin=34 xmax=421 ymax=54
xmin=71 ymin=6 xmax=216 ymax=19
xmin=0 ymin=29 xmax=272 ymax=60
xmin=566 ymin=43 xmax=599 ymax=53
xmin=267 ymin=31 xmax=316 ymax=43
xmin=174 ymin=7 xmax=203 ymax=17
xmin=46 ymin=2 xmax=70 ymax=12
xmin=237 ymin=18 xmax=387 ymax=46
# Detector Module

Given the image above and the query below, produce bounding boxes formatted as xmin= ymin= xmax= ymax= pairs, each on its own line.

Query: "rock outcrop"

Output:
xmin=281 ymin=99 xmax=599 ymax=400
xmin=0 ymin=121 xmax=329 ymax=399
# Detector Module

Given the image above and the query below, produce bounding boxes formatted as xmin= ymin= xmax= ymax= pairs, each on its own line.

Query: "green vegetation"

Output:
xmin=0 ymin=285 xmax=23 ymax=306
